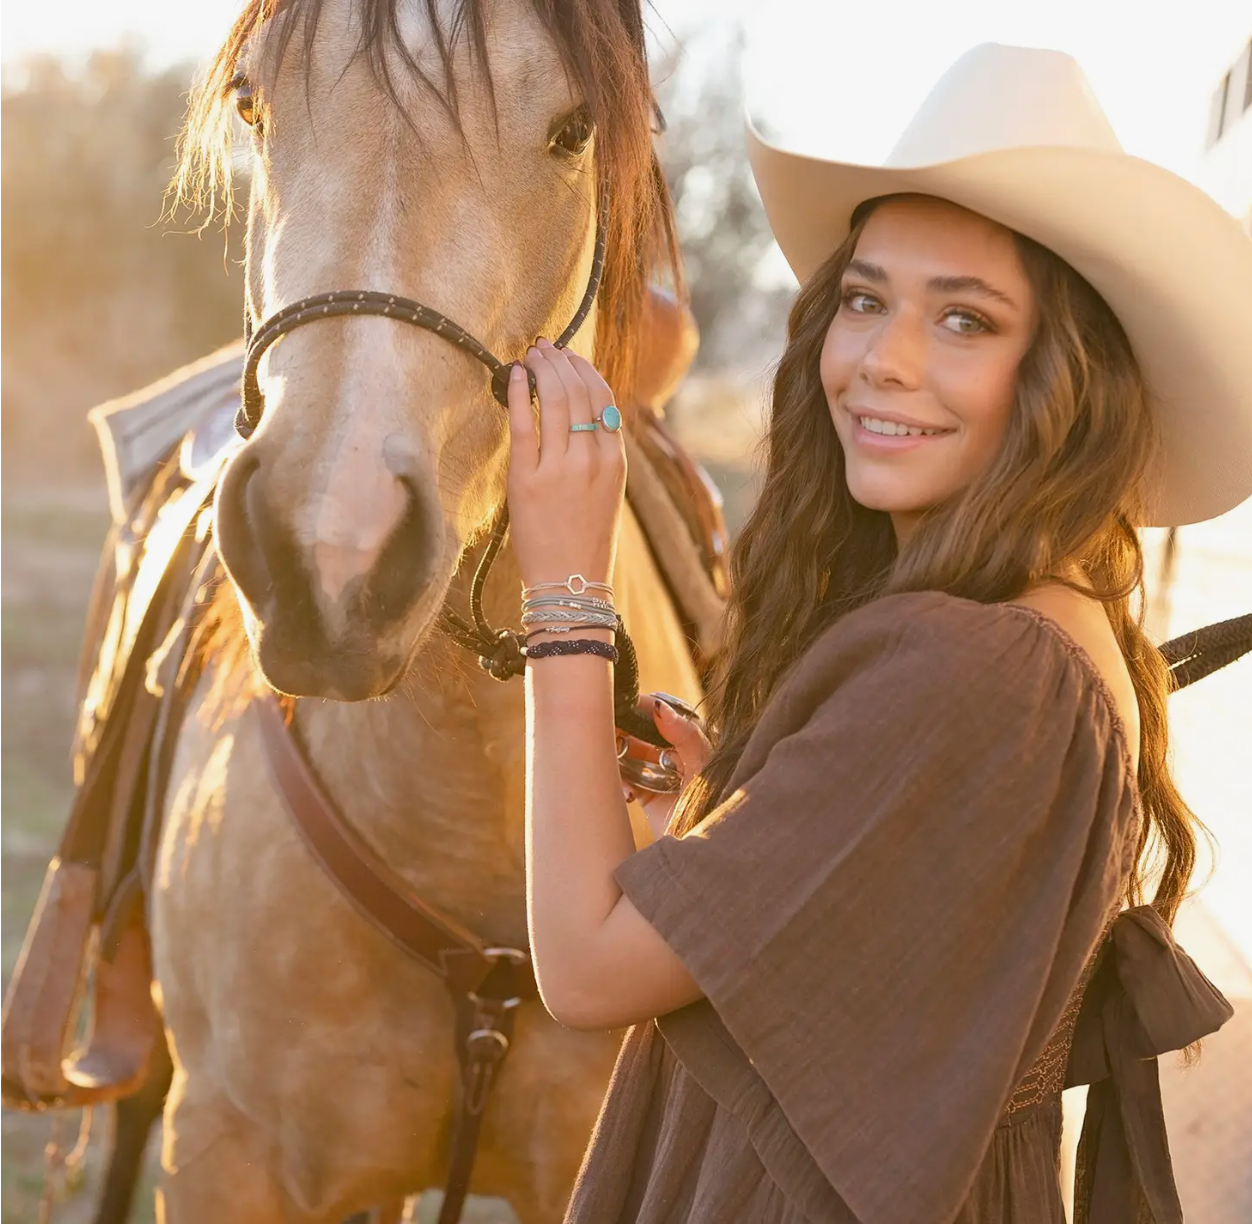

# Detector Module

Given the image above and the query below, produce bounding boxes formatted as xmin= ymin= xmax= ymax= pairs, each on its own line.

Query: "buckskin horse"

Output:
xmin=2 ymin=1 xmax=729 ymax=1220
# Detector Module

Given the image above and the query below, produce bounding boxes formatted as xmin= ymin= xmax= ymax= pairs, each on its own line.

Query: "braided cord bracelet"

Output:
xmin=525 ymin=622 xmax=615 ymax=639
xmin=525 ymin=638 xmax=619 ymax=663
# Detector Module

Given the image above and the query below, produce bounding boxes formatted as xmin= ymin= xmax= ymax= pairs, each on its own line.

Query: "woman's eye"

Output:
xmin=232 ymin=75 xmax=259 ymax=128
xmin=941 ymin=309 xmax=991 ymax=335
xmin=841 ymin=290 xmax=883 ymax=315
xmin=551 ymin=109 xmax=594 ymax=156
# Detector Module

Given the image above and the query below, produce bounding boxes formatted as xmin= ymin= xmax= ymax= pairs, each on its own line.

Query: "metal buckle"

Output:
xmin=482 ymin=946 xmax=529 ymax=964
xmin=465 ymin=1027 xmax=510 ymax=1059
xmin=470 ymin=947 xmax=529 ymax=1011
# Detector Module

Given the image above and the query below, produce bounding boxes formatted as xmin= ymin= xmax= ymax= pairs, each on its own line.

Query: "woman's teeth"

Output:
xmin=858 ymin=415 xmax=946 ymax=438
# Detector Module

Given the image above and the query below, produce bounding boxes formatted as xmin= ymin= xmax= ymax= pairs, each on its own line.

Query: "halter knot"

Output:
xmin=479 ymin=631 xmax=526 ymax=682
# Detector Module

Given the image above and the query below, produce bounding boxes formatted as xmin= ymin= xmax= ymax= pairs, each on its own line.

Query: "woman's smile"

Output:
xmin=845 ymin=405 xmax=957 ymax=451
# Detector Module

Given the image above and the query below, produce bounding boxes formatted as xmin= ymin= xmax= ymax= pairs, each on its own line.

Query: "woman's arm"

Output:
xmin=507 ymin=342 xmax=704 ymax=1030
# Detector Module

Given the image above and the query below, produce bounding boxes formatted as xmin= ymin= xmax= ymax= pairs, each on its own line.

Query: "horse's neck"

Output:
xmin=287 ymin=532 xmax=530 ymax=919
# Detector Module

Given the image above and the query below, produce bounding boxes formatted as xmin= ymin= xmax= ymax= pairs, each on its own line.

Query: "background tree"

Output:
xmin=1 ymin=46 xmax=243 ymax=475
xmin=654 ymin=29 xmax=792 ymax=370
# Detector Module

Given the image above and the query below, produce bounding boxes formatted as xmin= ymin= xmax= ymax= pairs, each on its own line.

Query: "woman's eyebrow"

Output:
xmin=927 ymin=274 xmax=1019 ymax=310
xmin=846 ymin=258 xmax=888 ymax=282
xmin=844 ymin=260 xmax=1019 ymax=311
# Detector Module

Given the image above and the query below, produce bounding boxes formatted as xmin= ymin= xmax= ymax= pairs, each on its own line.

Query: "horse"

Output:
xmin=143 ymin=1 xmax=705 ymax=1219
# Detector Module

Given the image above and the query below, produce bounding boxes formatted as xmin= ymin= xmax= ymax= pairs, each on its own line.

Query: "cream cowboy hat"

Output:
xmin=746 ymin=43 xmax=1252 ymax=528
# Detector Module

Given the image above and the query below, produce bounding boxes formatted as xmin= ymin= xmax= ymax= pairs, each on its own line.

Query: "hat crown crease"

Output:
xmin=887 ymin=43 xmax=1124 ymax=167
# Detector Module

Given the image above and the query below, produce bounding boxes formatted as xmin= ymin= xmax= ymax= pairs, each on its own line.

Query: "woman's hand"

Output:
xmin=505 ymin=339 xmax=626 ymax=591
xmin=622 ymin=697 xmax=713 ymax=841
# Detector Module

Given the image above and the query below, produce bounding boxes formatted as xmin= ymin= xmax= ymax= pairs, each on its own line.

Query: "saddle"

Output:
xmin=0 ymin=351 xmax=237 ymax=1109
xmin=0 ymin=305 xmax=729 ymax=1115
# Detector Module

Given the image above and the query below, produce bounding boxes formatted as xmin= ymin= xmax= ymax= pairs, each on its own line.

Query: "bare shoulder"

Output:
xmin=1007 ymin=583 xmax=1142 ymax=768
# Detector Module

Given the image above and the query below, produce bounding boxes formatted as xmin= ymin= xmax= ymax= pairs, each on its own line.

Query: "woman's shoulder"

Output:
xmin=800 ymin=587 xmax=1069 ymax=667
xmin=1007 ymin=584 xmax=1142 ymax=767
xmin=789 ymin=589 xmax=1135 ymax=762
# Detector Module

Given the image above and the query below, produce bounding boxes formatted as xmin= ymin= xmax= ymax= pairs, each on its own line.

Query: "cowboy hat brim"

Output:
xmin=747 ymin=121 xmax=1252 ymax=528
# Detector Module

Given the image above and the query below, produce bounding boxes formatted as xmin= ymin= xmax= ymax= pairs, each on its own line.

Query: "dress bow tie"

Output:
xmin=1064 ymin=904 xmax=1234 ymax=1224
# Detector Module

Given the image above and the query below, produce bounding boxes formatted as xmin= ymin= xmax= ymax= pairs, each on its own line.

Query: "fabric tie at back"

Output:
xmin=1064 ymin=904 xmax=1234 ymax=1224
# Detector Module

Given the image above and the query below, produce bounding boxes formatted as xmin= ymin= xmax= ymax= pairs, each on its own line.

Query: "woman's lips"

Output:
xmin=849 ymin=412 xmax=955 ymax=452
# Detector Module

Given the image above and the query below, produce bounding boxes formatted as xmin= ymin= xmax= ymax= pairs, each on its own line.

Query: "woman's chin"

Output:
xmin=845 ymin=479 xmax=935 ymax=519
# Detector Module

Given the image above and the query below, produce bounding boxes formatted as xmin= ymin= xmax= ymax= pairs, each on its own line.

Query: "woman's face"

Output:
xmin=821 ymin=196 xmax=1037 ymax=542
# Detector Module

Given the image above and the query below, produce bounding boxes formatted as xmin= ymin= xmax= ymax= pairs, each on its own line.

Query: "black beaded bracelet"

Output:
xmin=525 ymin=638 xmax=619 ymax=663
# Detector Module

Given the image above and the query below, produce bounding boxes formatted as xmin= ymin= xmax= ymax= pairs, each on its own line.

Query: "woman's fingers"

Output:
xmin=538 ymin=338 xmax=594 ymax=429
xmin=566 ymin=350 xmax=625 ymax=462
xmin=525 ymin=343 xmax=570 ymax=460
xmin=507 ymin=340 xmax=624 ymax=590
xmin=652 ymin=698 xmax=712 ymax=774
xmin=505 ymin=362 xmax=539 ymax=475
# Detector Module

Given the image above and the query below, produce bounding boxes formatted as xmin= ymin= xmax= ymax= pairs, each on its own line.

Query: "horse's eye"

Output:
xmin=232 ymin=75 xmax=258 ymax=128
xmin=551 ymin=108 xmax=594 ymax=157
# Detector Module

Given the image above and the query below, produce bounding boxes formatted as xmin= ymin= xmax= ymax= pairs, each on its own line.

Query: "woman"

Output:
xmin=504 ymin=44 xmax=1249 ymax=1223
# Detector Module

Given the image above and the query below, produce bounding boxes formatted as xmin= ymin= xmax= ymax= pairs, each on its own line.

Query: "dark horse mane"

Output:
xmin=174 ymin=0 xmax=682 ymax=404
xmin=173 ymin=0 xmax=682 ymax=707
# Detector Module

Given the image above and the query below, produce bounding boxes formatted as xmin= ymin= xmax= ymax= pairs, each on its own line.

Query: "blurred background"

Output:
xmin=2 ymin=1 xmax=1250 ymax=1220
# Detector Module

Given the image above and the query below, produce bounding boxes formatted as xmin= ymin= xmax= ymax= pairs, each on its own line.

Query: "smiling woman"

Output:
xmin=822 ymin=197 xmax=1038 ymax=541
xmin=505 ymin=41 xmax=1252 ymax=1224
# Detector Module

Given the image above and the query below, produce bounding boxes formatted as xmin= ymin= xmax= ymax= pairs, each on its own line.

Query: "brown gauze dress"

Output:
xmin=564 ymin=591 xmax=1233 ymax=1224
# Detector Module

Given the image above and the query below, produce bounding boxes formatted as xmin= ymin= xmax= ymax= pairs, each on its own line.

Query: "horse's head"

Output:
xmin=185 ymin=0 xmax=673 ymax=699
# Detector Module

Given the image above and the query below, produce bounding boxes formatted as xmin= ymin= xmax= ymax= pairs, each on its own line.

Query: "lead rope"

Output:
xmin=1160 ymin=612 xmax=1252 ymax=690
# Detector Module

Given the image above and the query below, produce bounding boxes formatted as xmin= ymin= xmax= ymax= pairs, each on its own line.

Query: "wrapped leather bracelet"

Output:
xmin=525 ymin=638 xmax=619 ymax=663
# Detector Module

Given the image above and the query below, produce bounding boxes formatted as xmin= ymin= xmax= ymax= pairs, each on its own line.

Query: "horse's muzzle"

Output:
xmin=214 ymin=447 xmax=435 ymax=699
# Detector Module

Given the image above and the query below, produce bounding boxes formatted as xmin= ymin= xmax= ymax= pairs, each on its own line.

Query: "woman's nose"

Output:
xmin=858 ymin=309 xmax=925 ymax=391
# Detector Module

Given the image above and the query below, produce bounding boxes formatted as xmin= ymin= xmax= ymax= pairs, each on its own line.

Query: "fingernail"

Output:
xmin=654 ymin=698 xmax=670 ymax=718
xmin=510 ymin=362 xmax=524 ymax=380
xmin=537 ymin=337 xmax=552 ymax=348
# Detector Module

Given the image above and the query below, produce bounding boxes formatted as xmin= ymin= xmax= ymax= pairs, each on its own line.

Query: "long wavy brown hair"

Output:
xmin=676 ymin=201 xmax=1207 ymax=926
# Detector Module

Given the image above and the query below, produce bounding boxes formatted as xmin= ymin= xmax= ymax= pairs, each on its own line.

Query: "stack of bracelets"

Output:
xmin=521 ymin=574 xmax=621 ymax=664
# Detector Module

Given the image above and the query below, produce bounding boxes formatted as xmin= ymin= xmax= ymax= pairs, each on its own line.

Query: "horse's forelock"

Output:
xmin=173 ymin=0 xmax=679 ymax=402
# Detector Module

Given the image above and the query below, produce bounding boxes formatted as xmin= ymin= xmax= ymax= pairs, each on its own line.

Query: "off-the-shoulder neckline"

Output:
xmin=996 ymin=600 xmax=1139 ymax=797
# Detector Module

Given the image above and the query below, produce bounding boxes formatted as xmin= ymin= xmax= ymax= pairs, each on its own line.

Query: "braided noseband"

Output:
xmin=237 ymin=192 xmax=609 ymax=439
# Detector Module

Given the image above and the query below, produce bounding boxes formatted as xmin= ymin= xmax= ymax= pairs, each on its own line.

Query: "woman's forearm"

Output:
xmin=524 ymin=650 xmax=637 ymax=1019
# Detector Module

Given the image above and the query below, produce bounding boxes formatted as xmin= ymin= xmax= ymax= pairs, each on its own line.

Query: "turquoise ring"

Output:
xmin=569 ymin=421 xmax=598 ymax=433
xmin=596 ymin=404 xmax=623 ymax=432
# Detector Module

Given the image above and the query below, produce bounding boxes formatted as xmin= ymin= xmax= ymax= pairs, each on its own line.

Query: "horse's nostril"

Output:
xmin=215 ymin=450 xmax=271 ymax=610
xmin=365 ymin=476 xmax=433 ymax=627
xmin=217 ymin=448 xmax=314 ymax=621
